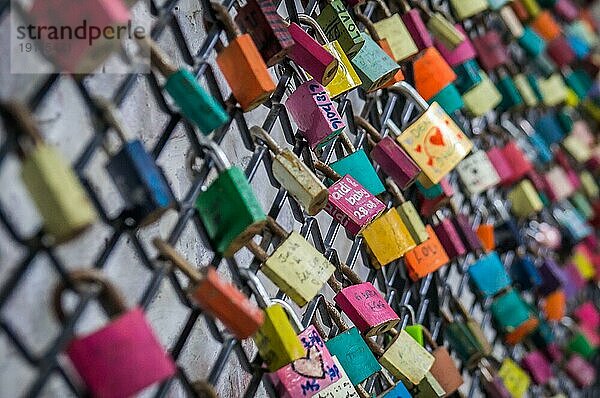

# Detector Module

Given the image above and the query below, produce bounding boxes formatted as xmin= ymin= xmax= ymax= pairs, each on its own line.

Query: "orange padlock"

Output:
xmin=404 ymin=225 xmax=450 ymax=281
xmin=211 ymin=2 xmax=276 ymax=111
xmin=531 ymin=11 xmax=562 ymax=42
xmin=477 ymin=224 xmax=495 ymax=253
xmin=413 ymin=47 xmax=457 ymax=101
xmin=543 ymin=290 xmax=566 ymax=321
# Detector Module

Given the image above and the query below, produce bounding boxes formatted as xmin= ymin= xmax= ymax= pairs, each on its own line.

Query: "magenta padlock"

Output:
xmin=54 ymin=270 xmax=176 ymax=398
xmin=286 ymin=80 xmax=345 ymax=149
xmin=401 ymin=9 xmax=433 ymax=50
xmin=324 ymin=174 xmax=386 ymax=236
xmin=486 ymin=147 xmax=514 ymax=185
xmin=471 ymin=30 xmax=508 ymax=72
xmin=545 ymin=343 xmax=563 ymax=363
xmin=521 ymin=351 xmax=553 ymax=385
xmin=452 ymin=213 xmax=483 ymax=253
xmin=271 ymin=324 xmax=342 ymax=397
xmin=433 ymin=213 xmax=467 ymax=259
xmin=371 ymin=137 xmax=421 ymax=190
xmin=564 ymin=355 xmax=596 ymax=388
xmin=546 ymin=36 xmax=576 ymax=67
xmin=574 ymin=301 xmax=600 ymax=330
xmin=554 ymin=0 xmax=579 ymax=22
xmin=501 ymin=141 xmax=532 ymax=185
xmin=287 ymin=22 xmax=337 ymax=86
xmin=331 ymin=265 xmax=400 ymax=336
xmin=435 ymin=25 xmax=476 ymax=66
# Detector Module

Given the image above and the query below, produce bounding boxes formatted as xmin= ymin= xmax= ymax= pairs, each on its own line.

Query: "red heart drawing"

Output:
xmin=415 ymin=145 xmax=423 ymax=153
xmin=429 ymin=128 xmax=445 ymax=146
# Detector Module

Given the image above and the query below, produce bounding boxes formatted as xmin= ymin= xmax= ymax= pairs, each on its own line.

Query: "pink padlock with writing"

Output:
xmin=332 ymin=265 xmax=400 ymax=336
xmin=486 ymin=147 xmax=514 ymax=185
xmin=54 ymin=270 xmax=176 ymax=398
xmin=435 ymin=25 xmax=476 ymax=66
xmin=286 ymin=80 xmax=346 ymax=149
xmin=271 ymin=325 xmax=342 ymax=397
xmin=574 ymin=301 xmax=600 ymax=330
xmin=521 ymin=351 xmax=553 ymax=385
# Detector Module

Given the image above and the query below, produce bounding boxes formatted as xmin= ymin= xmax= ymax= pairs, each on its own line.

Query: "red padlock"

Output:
xmin=501 ymin=141 xmax=532 ymax=185
xmin=54 ymin=270 xmax=176 ymax=398
xmin=471 ymin=30 xmax=509 ymax=72
xmin=546 ymin=36 xmax=576 ymax=67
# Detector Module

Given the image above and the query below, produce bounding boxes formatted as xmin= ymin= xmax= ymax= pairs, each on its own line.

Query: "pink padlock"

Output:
xmin=486 ymin=147 xmax=514 ymax=185
xmin=501 ymin=141 xmax=532 ymax=185
xmin=286 ymin=80 xmax=346 ymax=149
xmin=545 ymin=343 xmax=563 ymax=363
xmin=546 ymin=36 xmax=576 ymax=67
xmin=554 ymin=0 xmax=579 ymax=22
xmin=433 ymin=214 xmax=467 ymax=259
xmin=401 ymin=8 xmax=433 ymax=50
xmin=331 ymin=265 xmax=399 ymax=336
xmin=545 ymin=166 xmax=575 ymax=202
xmin=435 ymin=25 xmax=476 ymax=66
xmin=471 ymin=30 xmax=509 ymax=72
xmin=574 ymin=301 xmax=600 ymax=330
xmin=54 ymin=270 xmax=176 ymax=398
xmin=521 ymin=351 xmax=553 ymax=385
xmin=287 ymin=22 xmax=338 ymax=86
xmin=572 ymin=121 xmax=594 ymax=146
xmin=271 ymin=325 xmax=342 ymax=397
xmin=564 ymin=355 xmax=597 ymax=388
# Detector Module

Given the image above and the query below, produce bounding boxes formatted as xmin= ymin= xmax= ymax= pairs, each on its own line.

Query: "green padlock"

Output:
xmin=428 ymin=84 xmax=464 ymax=114
xmin=442 ymin=309 xmax=485 ymax=369
xmin=453 ymin=59 xmax=483 ymax=93
xmin=496 ymin=71 xmax=524 ymax=111
xmin=402 ymin=305 xmax=425 ymax=346
xmin=144 ymin=37 xmax=230 ymax=135
xmin=195 ymin=140 xmax=266 ymax=257
xmin=316 ymin=0 xmax=364 ymax=58
xmin=349 ymin=33 xmax=401 ymax=92
xmin=2 ymin=102 xmax=97 ymax=243
xmin=491 ymin=289 xmax=538 ymax=345
xmin=567 ymin=329 xmax=598 ymax=359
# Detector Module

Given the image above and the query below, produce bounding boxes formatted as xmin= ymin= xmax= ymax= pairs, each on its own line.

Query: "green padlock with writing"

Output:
xmin=316 ymin=0 xmax=364 ymax=58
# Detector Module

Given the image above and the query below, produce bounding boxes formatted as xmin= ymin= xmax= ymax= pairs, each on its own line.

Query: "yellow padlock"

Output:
xmin=571 ymin=250 xmax=596 ymax=281
xmin=497 ymin=358 xmax=531 ymax=398
xmin=449 ymin=0 xmax=489 ymax=20
xmin=538 ymin=74 xmax=568 ymax=107
xmin=508 ymin=180 xmax=544 ymax=218
xmin=362 ymin=209 xmax=416 ymax=268
xmin=562 ymin=135 xmax=592 ymax=163
xmin=462 ymin=71 xmax=502 ymax=116
xmin=580 ymin=171 xmax=600 ymax=200
xmin=369 ymin=0 xmax=418 ymax=62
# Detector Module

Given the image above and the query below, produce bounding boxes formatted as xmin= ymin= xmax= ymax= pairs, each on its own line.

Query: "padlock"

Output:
xmin=518 ymin=27 xmax=547 ymax=58
xmin=240 ymin=270 xmax=306 ymax=371
xmin=287 ymin=20 xmax=338 ymax=86
xmin=563 ymin=134 xmax=592 ymax=163
xmin=534 ymin=113 xmax=564 ymax=147
xmin=499 ymin=5 xmax=525 ymax=38
xmin=209 ymin=2 xmax=276 ymax=111
xmin=517 ymin=119 xmax=553 ymax=164
xmin=143 ymin=38 xmax=229 ymax=134
xmin=479 ymin=359 xmax=512 ymax=398
xmin=404 ymin=225 xmax=450 ymax=281
xmin=391 ymin=82 xmax=473 ymax=184
xmin=456 ymin=150 xmax=501 ymax=195
xmin=514 ymin=74 xmax=539 ymax=107
xmin=316 ymin=0 xmax=364 ymax=57
xmin=400 ymin=305 xmax=424 ymax=345
xmin=531 ymin=11 xmax=562 ymax=41
xmin=453 ymin=59 xmax=483 ymax=93
xmin=153 ymin=239 xmax=264 ymax=339
xmin=546 ymin=36 xmax=576 ymax=68
xmin=409 ymin=371 xmax=446 ymax=398
xmin=450 ymin=0 xmax=489 ymax=20
xmin=250 ymin=126 xmax=328 ymax=216
xmin=497 ymin=71 xmax=524 ymax=111
xmin=567 ymin=34 xmax=590 ymax=60
xmin=497 ymin=358 xmax=531 ymax=398
xmin=432 ymin=210 xmax=467 ymax=259
xmin=387 ymin=178 xmax=430 ymax=245
xmin=329 ymin=133 xmax=385 ymax=195
xmin=1 ymin=102 xmax=97 ymax=243
xmin=553 ymin=201 xmax=592 ymax=244
xmin=29 ymin=0 xmax=130 ymax=73
xmin=328 ymin=265 xmax=400 ymax=336
xmin=195 ymin=141 xmax=266 ymax=256
xmin=312 ymin=356 xmax=361 ymax=397
xmin=574 ymin=301 xmax=600 ymax=330
xmin=486 ymin=147 xmax=514 ymax=185
xmin=296 ymin=14 xmax=362 ymax=98
xmin=492 ymin=198 xmax=523 ymax=253
xmin=468 ymin=251 xmax=512 ymax=297
xmin=477 ymin=221 xmax=495 ymax=253
xmin=376 ymin=377 xmax=413 ymax=398
xmin=347 ymin=32 xmax=402 ymax=92
xmin=441 ymin=309 xmax=485 ymax=369
xmin=537 ymin=257 xmax=566 ymax=296
xmin=538 ymin=74 xmax=569 ymax=107
xmin=450 ymin=293 xmax=494 ymax=357
xmin=247 ymin=217 xmax=335 ymax=307
xmin=367 ymin=0 xmax=418 ymax=62
xmin=435 ymin=25 xmax=476 ymax=66
xmin=563 ymin=263 xmax=587 ymax=299
xmin=235 ymin=0 xmax=294 ymax=66
xmin=362 ymin=208 xmax=417 ymax=267
xmin=566 ymin=327 xmax=599 ymax=360
xmin=491 ymin=289 xmax=539 ymax=345
xmin=563 ymin=354 xmax=596 ymax=388
xmin=421 ymin=327 xmax=464 ymax=396
xmin=580 ymin=171 xmax=600 ymax=200
xmin=323 ymin=301 xmax=382 ymax=385
xmin=53 ymin=270 xmax=176 ymax=398
xmin=462 ymin=71 xmax=503 ymax=116
xmin=451 ymin=209 xmax=483 ymax=253
xmin=285 ymin=69 xmax=345 ymax=149
xmin=509 ymin=180 xmax=544 ymax=218
xmin=471 ymin=30 xmax=509 ymax=72
xmin=511 ymin=0 xmax=533 ymax=21
xmin=428 ymin=82 xmax=465 ymax=114
xmin=543 ymin=289 xmax=566 ymax=321
xmin=510 ymin=253 xmax=542 ymax=290
xmin=96 ymin=100 xmax=174 ymax=226
xmin=501 ymin=141 xmax=533 ymax=185
xmin=545 ymin=166 xmax=575 ymax=202
xmin=397 ymin=0 xmax=433 ymax=50
xmin=566 ymin=20 xmax=599 ymax=48
xmin=413 ymin=48 xmax=458 ymax=101
xmin=359 ymin=117 xmax=420 ymax=190
xmin=314 ymin=162 xmax=386 ymax=236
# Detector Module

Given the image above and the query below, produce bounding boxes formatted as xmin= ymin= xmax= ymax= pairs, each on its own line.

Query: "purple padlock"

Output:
xmin=435 ymin=25 xmax=476 ymax=66
xmin=538 ymin=257 xmax=566 ymax=296
xmin=521 ymin=351 xmax=553 ymax=385
xmin=433 ymin=216 xmax=467 ymax=258
xmin=554 ymin=0 xmax=579 ymax=22
xmin=371 ymin=136 xmax=421 ymax=190
xmin=564 ymin=263 xmax=587 ymax=298
xmin=546 ymin=36 xmax=576 ymax=67
xmin=471 ymin=31 xmax=509 ymax=72
xmin=452 ymin=213 xmax=482 ymax=253
xmin=401 ymin=9 xmax=433 ymax=50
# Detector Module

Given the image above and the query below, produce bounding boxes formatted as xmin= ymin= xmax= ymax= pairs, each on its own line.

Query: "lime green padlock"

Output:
xmin=316 ymin=0 xmax=365 ymax=58
xmin=195 ymin=141 xmax=266 ymax=257
xmin=462 ymin=72 xmax=502 ymax=116
xmin=2 ymin=102 xmax=97 ymax=243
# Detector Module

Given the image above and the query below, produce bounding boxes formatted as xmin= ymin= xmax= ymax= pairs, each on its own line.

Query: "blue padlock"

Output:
xmin=567 ymin=35 xmax=590 ymax=59
xmin=511 ymin=254 xmax=543 ymax=290
xmin=468 ymin=251 xmax=512 ymax=297
xmin=535 ymin=113 xmax=565 ymax=146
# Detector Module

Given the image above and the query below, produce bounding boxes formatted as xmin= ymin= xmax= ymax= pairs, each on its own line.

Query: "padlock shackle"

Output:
xmin=385 ymin=177 xmax=406 ymax=203
xmin=191 ymin=381 xmax=218 ymax=398
xmin=266 ymin=216 xmax=290 ymax=240
xmin=355 ymin=385 xmax=371 ymax=398
xmin=325 ymin=300 xmax=350 ymax=332
xmin=313 ymin=159 xmax=342 ymax=181
xmin=354 ymin=116 xmax=382 ymax=143
xmin=338 ymin=132 xmax=356 ymax=155
xmin=246 ymin=240 xmax=270 ymax=263
xmin=0 ymin=101 xmax=44 ymax=152
xmin=271 ymin=298 xmax=305 ymax=332
xmin=53 ymin=269 xmax=128 ymax=325
xmin=153 ymin=238 xmax=204 ymax=284
xmin=388 ymin=81 xmax=429 ymax=112
xmin=94 ymin=96 xmax=130 ymax=143
xmin=327 ymin=275 xmax=343 ymax=293
xmin=365 ymin=334 xmax=385 ymax=356
xmin=139 ymin=36 xmax=178 ymax=77
xmin=422 ymin=326 xmax=439 ymax=349
xmin=352 ymin=6 xmax=382 ymax=42
xmin=372 ymin=0 xmax=392 ymax=17
xmin=250 ymin=126 xmax=282 ymax=154
xmin=399 ymin=304 xmax=417 ymax=325
xmin=340 ymin=264 xmax=363 ymax=285
xmin=198 ymin=135 xmax=232 ymax=171
xmin=239 ymin=267 xmax=271 ymax=308
xmin=296 ymin=14 xmax=330 ymax=45
xmin=210 ymin=1 xmax=242 ymax=40
xmin=448 ymin=291 xmax=472 ymax=321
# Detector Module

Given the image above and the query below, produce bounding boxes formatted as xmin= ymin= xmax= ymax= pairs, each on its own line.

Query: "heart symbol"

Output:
xmin=291 ymin=346 xmax=325 ymax=379
xmin=427 ymin=157 xmax=434 ymax=166
xmin=415 ymin=145 xmax=423 ymax=153
xmin=429 ymin=128 xmax=445 ymax=146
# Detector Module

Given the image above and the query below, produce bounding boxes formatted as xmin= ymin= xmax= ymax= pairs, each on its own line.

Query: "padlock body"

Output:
xmin=468 ymin=251 xmax=512 ymax=297
xmin=508 ymin=180 xmax=543 ymax=218
xmin=411 ymin=372 xmax=446 ymax=397
xmin=564 ymin=355 xmax=596 ymax=388
xmin=396 ymin=201 xmax=429 ymax=244
xmin=262 ymin=231 xmax=335 ymax=307
xmin=164 ymin=69 xmax=230 ymax=134
xmin=547 ymin=36 xmax=576 ymax=67
xmin=106 ymin=139 xmax=174 ymax=225
xmin=450 ymin=0 xmax=489 ymax=19
xmin=462 ymin=72 xmax=502 ymax=116
xmin=335 ymin=282 xmax=399 ymax=336
xmin=456 ymin=150 xmax=500 ymax=195
xmin=326 ymin=327 xmax=381 ymax=385
xmin=472 ymin=31 xmax=508 ymax=72
xmin=255 ymin=304 xmax=305 ymax=371
xmin=324 ymin=175 xmax=386 ymax=236
xmin=380 ymin=330 xmax=435 ymax=386
xmin=518 ymin=27 xmax=546 ymax=57
xmin=22 ymin=144 xmax=97 ymax=242
xmin=433 ymin=218 xmax=467 ymax=259
xmin=501 ymin=141 xmax=532 ymax=184
xmin=414 ymin=48 xmax=457 ymax=101
xmin=322 ymin=41 xmax=363 ymax=98
xmin=287 ymin=23 xmax=338 ymax=86
xmin=404 ymin=225 xmax=450 ymax=281
xmin=402 ymin=9 xmax=433 ymax=50
xmin=545 ymin=166 xmax=575 ymax=202
xmin=66 ymin=308 xmax=176 ymax=398
xmin=330 ymin=149 xmax=385 ymax=195
xmin=373 ymin=14 xmax=418 ymax=62
xmin=444 ymin=322 xmax=484 ymax=368
xmin=497 ymin=359 xmax=531 ymax=398
xmin=491 ymin=290 xmax=538 ymax=344
xmin=350 ymin=33 xmax=401 ymax=92
xmin=435 ymin=25 xmax=476 ymax=66
xmin=371 ymin=137 xmax=420 ymax=190
xmin=272 ymin=149 xmax=329 ymax=216
xmin=538 ymin=74 xmax=568 ymax=107
xmin=313 ymin=356 xmax=360 ymax=397
xmin=429 ymin=348 xmax=464 ymax=395
xmin=531 ymin=11 xmax=561 ymax=41
xmin=192 ymin=267 xmax=264 ymax=339
xmin=316 ymin=0 xmax=365 ymax=58
xmin=216 ymin=34 xmax=275 ymax=111
xmin=196 ymin=166 xmax=266 ymax=256
xmin=453 ymin=59 xmax=483 ymax=93
xmin=363 ymin=209 xmax=416 ymax=267
xmin=235 ymin=0 xmax=295 ymax=66
xmin=285 ymin=80 xmax=345 ymax=149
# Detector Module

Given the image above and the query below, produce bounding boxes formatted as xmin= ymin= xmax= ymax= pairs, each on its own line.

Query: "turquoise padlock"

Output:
xmin=496 ymin=73 xmax=524 ymax=111
xmin=329 ymin=133 xmax=386 ymax=195
xmin=535 ymin=113 xmax=564 ymax=146
xmin=428 ymin=84 xmax=464 ymax=114
xmin=487 ymin=0 xmax=510 ymax=9
xmin=415 ymin=179 xmax=443 ymax=199
xmin=518 ymin=27 xmax=546 ymax=57
xmin=491 ymin=289 xmax=537 ymax=344
xmin=350 ymin=33 xmax=401 ymax=92
xmin=564 ymin=70 xmax=589 ymax=99
xmin=567 ymin=35 xmax=590 ymax=59
xmin=453 ymin=59 xmax=483 ymax=93
xmin=468 ymin=251 xmax=512 ymax=297
xmin=526 ymin=74 xmax=543 ymax=102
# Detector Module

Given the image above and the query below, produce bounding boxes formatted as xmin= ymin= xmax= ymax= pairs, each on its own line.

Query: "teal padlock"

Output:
xmin=491 ymin=289 xmax=538 ymax=345
xmin=329 ymin=133 xmax=386 ymax=195
xmin=496 ymin=72 xmax=524 ymax=111
xmin=557 ymin=108 xmax=575 ymax=134
xmin=145 ymin=38 xmax=230 ymax=134
xmin=428 ymin=84 xmax=464 ymax=114
xmin=415 ymin=179 xmax=443 ymax=199
xmin=453 ymin=59 xmax=483 ymax=93
xmin=564 ymin=70 xmax=590 ymax=99
xmin=487 ymin=0 xmax=510 ymax=9
xmin=324 ymin=302 xmax=382 ymax=385
xmin=526 ymin=74 xmax=543 ymax=102
xmin=350 ymin=33 xmax=401 ymax=92
xmin=571 ymin=192 xmax=594 ymax=221
xmin=518 ymin=27 xmax=546 ymax=57
xmin=195 ymin=141 xmax=266 ymax=256
xmin=468 ymin=251 xmax=512 ymax=297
